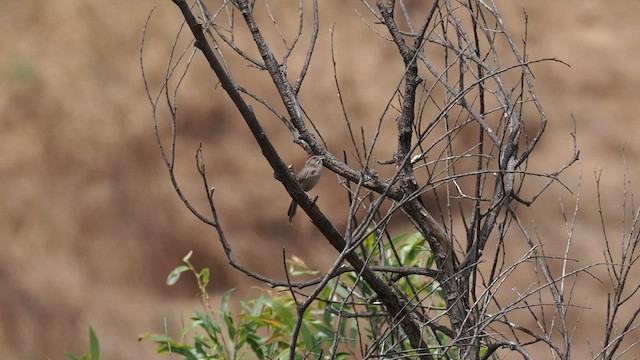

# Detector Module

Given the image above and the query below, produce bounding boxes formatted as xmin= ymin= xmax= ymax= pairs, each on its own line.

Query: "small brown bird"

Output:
xmin=287 ymin=155 xmax=324 ymax=222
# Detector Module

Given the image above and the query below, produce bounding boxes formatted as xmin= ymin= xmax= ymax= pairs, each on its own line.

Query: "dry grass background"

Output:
xmin=1 ymin=0 xmax=640 ymax=359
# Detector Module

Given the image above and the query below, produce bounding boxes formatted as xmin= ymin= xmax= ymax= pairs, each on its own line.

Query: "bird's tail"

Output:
xmin=287 ymin=199 xmax=297 ymax=223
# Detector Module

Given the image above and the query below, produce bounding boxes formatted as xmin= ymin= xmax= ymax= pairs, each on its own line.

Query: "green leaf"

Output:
xmin=65 ymin=353 xmax=83 ymax=360
xmin=200 ymin=268 xmax=210 ymax=287
xmin=318 ymin=279 xmax=335 ymax=303
xmin=389 ymin=232 xmax=408 ymax=245
xmin=287 ymin=256 xmax=319 ymax=276
xmin=159 ymin=342 xmax=199 ymax=360
xmin=138 ymin=332 xmax=170 ymax=343
xmin=276 ymin=347 xmax=291 ymax=360
xmin=425 ymin=248 xmax=435 ymax=269
xmin=182 ymin=250 xmax=194 ymax=262
xmin=89 ymin=326 xmax=100 ymax=360
xmin=244 ymin=332 xmax=266 ymax=359
xmin=263 ymin=298 xmax=295 ymax=329
xmin=167 ymin=265 xmax=190 ymax=286
xmin=309 ymin=319 xmax=334 ymax=340
xmin=221 ymin=289 xmax=236 ymax=340
xmin=322 ymin=306 xmax=333 ymax=327
xmin=396 ymin=232 xmax=425 ymax=266
xmin=348 ymin=318 xmax=359 ymax=347
xmin=246 ymin=295 xmax=267 ymax=318
xmin=479 ymin=345 xmax=488 ymax=358
xmin=221 ymin=289 xmax=234 ymax=313
xmin=363 ymin=226 xmax=381 ymax=254
xmin=194 ymin=335 xmax=214 ymax=356
xmin=194 ymin=310 xmax=221 ymax=339
xmin=299 ymin=323 xmax=314 ymax=350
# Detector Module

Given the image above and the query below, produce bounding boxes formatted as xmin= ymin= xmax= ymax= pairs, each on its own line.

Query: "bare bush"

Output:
xmin=141 ymin=1 xmax=639 ymax=359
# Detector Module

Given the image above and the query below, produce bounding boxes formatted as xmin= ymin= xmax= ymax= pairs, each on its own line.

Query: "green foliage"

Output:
xmin=143 ymin=232 xmax=450 ymax=358
xmin=66 ymin=326 xmax=100 ymax=360
xmin=325 ymin=229 xmax=451 ymax=357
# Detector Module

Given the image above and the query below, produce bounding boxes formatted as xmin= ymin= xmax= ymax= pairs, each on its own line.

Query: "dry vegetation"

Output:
xmin=1 ymin=1 xmax=640 ymax=359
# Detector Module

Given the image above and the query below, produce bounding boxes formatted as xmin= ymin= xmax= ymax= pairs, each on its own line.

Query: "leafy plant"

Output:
xmin=143 ymin=239 xmax=449 ymax=359
xmin=66 ymin=326 xmax=100 ymax=360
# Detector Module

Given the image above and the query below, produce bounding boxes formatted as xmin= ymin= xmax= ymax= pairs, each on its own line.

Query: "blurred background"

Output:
xmin=1 ymin=0 xmax=639 ymax=358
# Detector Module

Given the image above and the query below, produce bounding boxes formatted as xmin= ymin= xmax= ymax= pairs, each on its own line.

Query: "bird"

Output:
xmin=287 ymin=155 xmax=324 ymax=223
